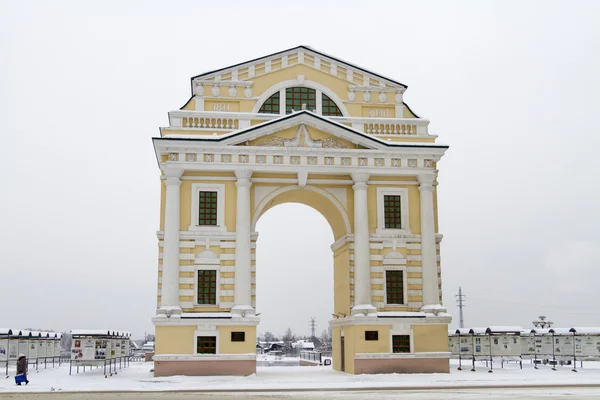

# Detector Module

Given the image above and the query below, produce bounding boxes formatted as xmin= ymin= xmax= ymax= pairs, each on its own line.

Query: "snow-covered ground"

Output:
xmin=0 ymin=360 xmax=599 ymax=394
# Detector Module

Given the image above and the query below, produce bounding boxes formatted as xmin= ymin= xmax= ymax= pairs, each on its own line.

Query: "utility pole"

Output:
xmin=455 ymin=287 xmax=466 ymax=328
xmin=309 ymin=317 xmax=317 ymax=341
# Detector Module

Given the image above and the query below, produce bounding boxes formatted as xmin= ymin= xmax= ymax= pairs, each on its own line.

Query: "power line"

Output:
xmin=455 ymin=286 xmax=466 ymax=328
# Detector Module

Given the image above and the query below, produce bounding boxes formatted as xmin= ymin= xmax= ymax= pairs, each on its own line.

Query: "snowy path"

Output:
xmin=0 ymin=361 xmax=599 ymax=396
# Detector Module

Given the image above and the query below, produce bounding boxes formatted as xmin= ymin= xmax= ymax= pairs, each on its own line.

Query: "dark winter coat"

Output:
xmin=16 ymin=356 xmax=27 ymax=375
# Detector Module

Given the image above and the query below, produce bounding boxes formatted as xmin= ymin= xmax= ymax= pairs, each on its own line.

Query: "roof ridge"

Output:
xmin=189 ymin=46 xmax=407 ymax=95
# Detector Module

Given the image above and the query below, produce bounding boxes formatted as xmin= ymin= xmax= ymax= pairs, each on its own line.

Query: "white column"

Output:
xmin=418 ymin=174 xmax=445 ymax=313
xmin=159 ymin=169 xmax=183 ymax=318
xmin=232 ymin=169 xmax=254 ymax=316
xmin=351 ymin=173 xmax=377 ymax=316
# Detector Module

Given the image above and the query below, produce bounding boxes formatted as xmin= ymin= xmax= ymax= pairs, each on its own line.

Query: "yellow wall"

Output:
xmin=155 ymin=326 xmax=195 ymax=354
xmin=412 ymin=324 xmax=449 ymax=352
xmin=218 ymin=326 xmax=257 ymax=354
xmin=333 ymin=244 xmax=351 ymax=317
xmin=342 ymin=324 xmax=392 ymax=374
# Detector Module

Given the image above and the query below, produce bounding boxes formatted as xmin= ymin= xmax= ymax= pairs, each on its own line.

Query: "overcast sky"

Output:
xmin=1 ymin=0 xmax=599 ymax=340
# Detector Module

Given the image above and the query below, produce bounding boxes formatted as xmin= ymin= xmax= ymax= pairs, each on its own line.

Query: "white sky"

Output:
xmin=1 ymin=0 xmax=599 ymax=339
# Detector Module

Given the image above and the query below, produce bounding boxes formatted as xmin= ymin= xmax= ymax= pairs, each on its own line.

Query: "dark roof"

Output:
xmin=189 ymin=45 xmax=408 ymax=95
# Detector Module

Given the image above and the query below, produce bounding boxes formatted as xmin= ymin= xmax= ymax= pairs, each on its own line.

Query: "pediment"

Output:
xmin=220 ymin=111 xmax=382 ymax=150
xmin=244 ymin=124 xmax=359 ymax=149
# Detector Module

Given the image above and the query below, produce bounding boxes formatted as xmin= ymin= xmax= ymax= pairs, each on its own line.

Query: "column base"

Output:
xmin=351 ymin=304 xmax=378 ymax=317
xmin=156 ymin=307 xmax=182 ymax=318
xmin=420 ymin=304 xmax=448 ymax=315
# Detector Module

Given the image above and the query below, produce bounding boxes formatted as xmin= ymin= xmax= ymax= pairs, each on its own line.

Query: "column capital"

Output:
xmin=351 ymin=173 xmax=369 ymax=190
xmin=417 ymin=174 xmax=435 ymax=192
xmin=235 ymin=169 xmax=253 ymax=181
xmin=163 ymin=168 xmax=183 ymax=185
xmin=164 ymin=168 xmax=183 ymax=178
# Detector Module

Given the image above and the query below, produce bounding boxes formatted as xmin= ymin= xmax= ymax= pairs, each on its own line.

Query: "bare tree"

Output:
xmin=60 ymin=332 xmax=72 ymax=350
xmin=282 ymin=327 xmax=296 ymax=344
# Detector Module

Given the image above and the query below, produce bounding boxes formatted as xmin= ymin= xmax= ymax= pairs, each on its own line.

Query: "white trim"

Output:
xmin=389 ymin=326 xmax=413 ymax=353
xmin=194 ymin=265 xmax=220 ymax=308
xmin=376 ymin=187 xmax=410 ymax=234
xmin=193 ymin=328 xmax=219 ymax=355
xmin=354 ymin=351 xmax=450 ymax=360
xmin=251 ymin=80 xmax=350 ymax=116
xmin=153 ymin=354 xmax=256 ymax=361
xmin=383 ymin=265 xmax=408 ymax=307
xmin=189 ymin=183 xmax=227 ymax=231
xmin=251 ymin=184 xmax=351 ymax=235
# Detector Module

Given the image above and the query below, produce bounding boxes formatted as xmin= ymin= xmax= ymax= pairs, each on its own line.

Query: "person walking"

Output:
xmin=16 ymin=354 xmax=29 ymax=385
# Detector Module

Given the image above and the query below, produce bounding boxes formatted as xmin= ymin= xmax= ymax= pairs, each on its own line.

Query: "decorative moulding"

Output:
xmin=211 ymin=84 xmax=220 ymax=97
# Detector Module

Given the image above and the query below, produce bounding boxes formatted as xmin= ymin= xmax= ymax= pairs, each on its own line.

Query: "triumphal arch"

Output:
xmin=151 ymin=46 xmax=451 ymax=376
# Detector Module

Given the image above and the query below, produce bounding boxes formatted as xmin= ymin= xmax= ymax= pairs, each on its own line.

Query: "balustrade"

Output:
xmin=183 ymin=116 xmax=239 ymax=130
xmin=168 ymin=111 xmax=430 ymax=136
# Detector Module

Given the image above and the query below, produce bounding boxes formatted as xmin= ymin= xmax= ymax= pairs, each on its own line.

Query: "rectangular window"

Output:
xmin=383 ymin=195 xmax=402 ymax=229
xmin=231 ymin=332 xmax=246 ymax=342
xmin=197 ymin=191 xmax=218 ymax=226
xmin=386 ymin=270 xmax=404 ymax=304
xmin=392 ymin=335 xmax=410 ymax=353
xmin=196 ymin=336 xmax=216 ymax=354
xmin=365 ymin=331 xmax=379 ymax=341
xmin=197 ymin=270 xmax=217 ymax=305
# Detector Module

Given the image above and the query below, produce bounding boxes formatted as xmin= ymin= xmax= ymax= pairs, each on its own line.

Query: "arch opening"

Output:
xmin=252 ymin=185 xmax=350 ymax=240
xmin=255 ymin=202 xmax=334 ymax=354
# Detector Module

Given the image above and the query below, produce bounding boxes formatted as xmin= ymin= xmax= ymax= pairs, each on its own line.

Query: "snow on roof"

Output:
xmin=469 ymin=328 xmax=487 ymax=335
xmin=377 ymin=311 xmax=427 ymax=318
xmin=486 ymin=326 xmax=523 ymax=334
xmin=530 ymin=329 xmax=552 ymax=334
xmin=71 ymin=329 xmax=112 ymax=336
xmin=569 ymin=327 xmax=600 ymax=335
xmin=181 ymin=312 xmax=232 ymax=319
xmin=0 ymin=328 xmax=13 ymax=335
xmin=549 ymin=328 xmax=572 ymax=335
xmin=55 ymin=333 xmax=62 ymax=339
xmin=455 ymin=328 xmax=471 ymax=335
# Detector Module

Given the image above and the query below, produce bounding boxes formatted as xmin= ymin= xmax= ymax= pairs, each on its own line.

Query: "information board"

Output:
xmin=28 ymin=341 xmax=37 ymax=360
xmin=459 ymin=336 xmax=474 ymax=356
xmin=8 ymin=340 xmax=18 ymax=360
xmin=0 ymin=339 xmax=7 ymax=361
xmin=521 ymin=335 xmax=536 ymax=357
xmin=37 ymin=340 xmax=47 ymax=359
xmin=72 ymin=338 xmax=95 ymax=361
xmin=490 ymin=335 xmax=521 ymax=357
xmin=122 ymin=339 xmax=129 ymax=357
xmin=18 ymin=340 xmax=29 ymax=358
xmin=575 ymin=335 xmax=600 ymax=357
xmin=45 ymin=340 xmax=53 ymax=359
xmin=472 ymin=336 xmax=490 ymax=358
xmin=54 ymin=340 xmax=61 ymax=358
xmin=534 ymin=335 xmax=554 ymax=357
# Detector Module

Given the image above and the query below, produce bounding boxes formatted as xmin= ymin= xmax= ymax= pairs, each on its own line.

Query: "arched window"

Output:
xmin=256 ymin=87 xmax=344 ymax=116
xmin=285 ymin=87 xmax=316 ymax=114
xmin=258 ymin=92 xmax=280 ymax=114
xmin=321 ymin=93 xmax=342 ymax=116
